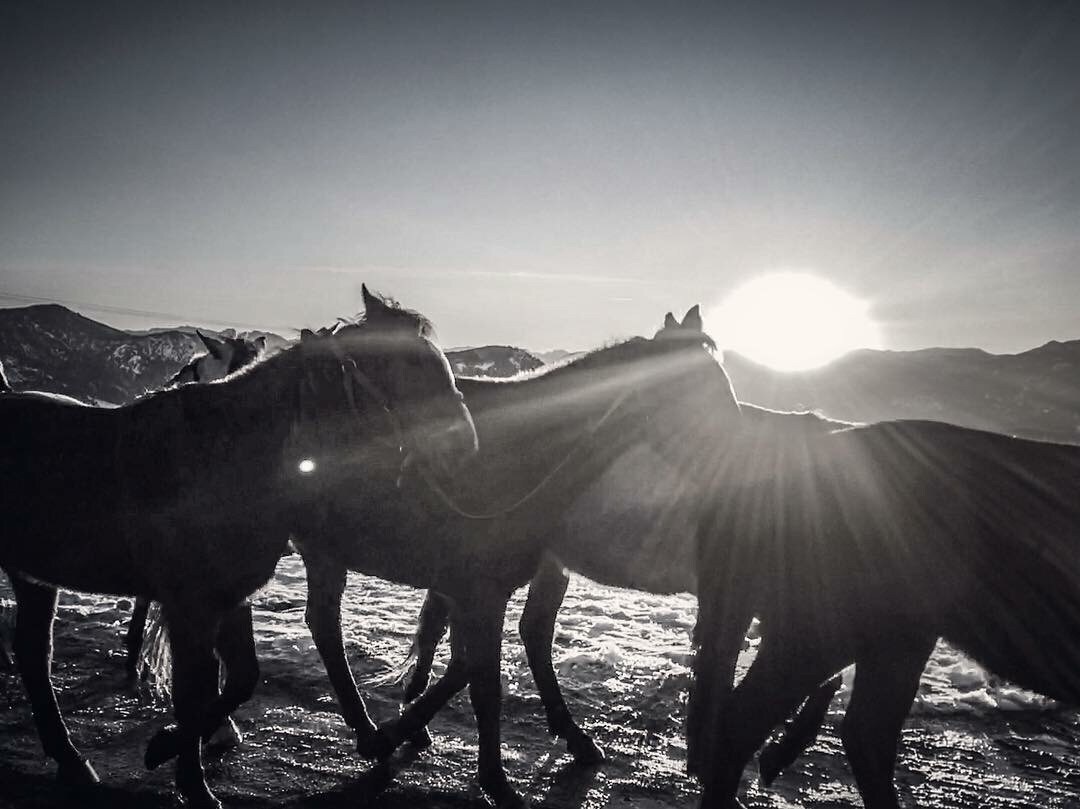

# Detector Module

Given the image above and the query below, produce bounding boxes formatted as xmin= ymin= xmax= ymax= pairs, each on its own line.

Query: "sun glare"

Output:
xmin=709 ymin=272 xmax=882 ymax=371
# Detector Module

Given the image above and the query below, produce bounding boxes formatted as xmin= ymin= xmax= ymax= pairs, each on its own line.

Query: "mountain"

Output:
xmin=3 ymin=303 xmax=1077 ymax=444
xmin=0 ymin=304 xmax=211 ymax=405
xmin=723 ymin=341 xmax=1080 ymax=445
xmin=447 ymin=345 xmax=544 ymax=378
xmin=0 ymin=305 xmax=541 ymax=403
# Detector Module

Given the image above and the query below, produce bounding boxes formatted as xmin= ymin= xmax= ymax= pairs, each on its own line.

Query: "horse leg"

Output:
xmin=10 ymin=574 xmax=99 ymax=786
xmin=370 ymin=620 xmax=470 ymax=757
xmin=687 ymin=586 xmax=755 ymax=778
xmin=301 ymin=552 xmax=380 ymax=748
xmin=144 ymin=603 xmax=258 ymax=768
xmin=840 ymin=634 xmax=935 ymax=809
xmin=698 ymin=631 xmax=852 ymax=809
xmin=519 ymin=555 xmax=604 ymax=764
xmin=758 ymin=672 xmax=843 ymax=786
xmin=206 ymin=602 xmax=258 ymax=748
xmin=124 ymin=596 xmax=151 ymax=683
xmin=400 ymin=590 xmax=452 ymax=749
xmin=460 ymin=592 xmax=525 ymax=809
xmin=157 ymin=605 xmax=223 ymax=809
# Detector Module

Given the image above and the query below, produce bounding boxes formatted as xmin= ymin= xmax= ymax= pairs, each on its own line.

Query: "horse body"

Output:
xmin=287 ymin=311 xmax=743 ymax=808
xmin=0 ymin=287 xmax=477 ymax=809
xmin=694 ymin=417 xmax=1080 ymax=808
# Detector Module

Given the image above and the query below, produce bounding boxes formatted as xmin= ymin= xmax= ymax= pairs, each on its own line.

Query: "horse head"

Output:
xmin=293 ymin=285 xmax=477 ymax=481
xmin=588 ymin=304 xmax=741 ymax=475
xmin=169 ymin=331 xmax=265 ymax=387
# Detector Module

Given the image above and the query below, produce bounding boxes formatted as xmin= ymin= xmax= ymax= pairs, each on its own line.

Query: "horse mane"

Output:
xmin=348 ymin=290 xmax=435 ymax=340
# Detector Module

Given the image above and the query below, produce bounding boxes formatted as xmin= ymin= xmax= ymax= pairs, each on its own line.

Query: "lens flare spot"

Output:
xmin=297 ymin=458 xmax=316 ymax=475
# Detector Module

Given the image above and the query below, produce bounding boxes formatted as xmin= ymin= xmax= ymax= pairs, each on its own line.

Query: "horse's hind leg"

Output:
xmin=158 ymin=605 xmax=223 ymax=809
xmin=370 ymin=620 xmax=470 ymax=757
xmin=144 ymin=603 xmax=258 ymax=768
xmin=758 ymin=673 xmax=843 ymax=786
xmin=400 ymin=589 xmax=452 ymax=749
xmin=840 ymin=634 xmax=935 ymax=809
xmin=124 ymin=596 xmax=151 ymax=683
xmin=698 ymin=630 xmax=852 ymax=809
xmin=519 ymin=555 xmax=604 ymax=764
xmin=10 ymin=574 xmax=99 ymax=786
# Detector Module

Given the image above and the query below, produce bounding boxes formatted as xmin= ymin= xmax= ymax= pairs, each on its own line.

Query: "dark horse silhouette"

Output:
xmin=396 ymin=404 xmax=853 ymax=769
xmin=691 ymin=416 xmax=1080 ymax=809
xmin=125 ymin=330 xmax=267 ymax=685
xmin=157 ymin=306 xmax=744 ymax=807
xmin=0 ymin=287 xmax=477 ymax=809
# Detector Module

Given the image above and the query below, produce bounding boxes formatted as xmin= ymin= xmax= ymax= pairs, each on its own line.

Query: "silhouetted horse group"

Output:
xmin=4 ymin=289 xmax=1080 ymax=809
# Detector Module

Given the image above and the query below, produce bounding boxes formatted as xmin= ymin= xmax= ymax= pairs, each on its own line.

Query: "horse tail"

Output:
xmin=0 ymin=596 xmax=14 ymax=668
xmin=138 ymin=602 xmax=175 ymax=700
xmin=366 ymin=636 xmax=420 ymax=688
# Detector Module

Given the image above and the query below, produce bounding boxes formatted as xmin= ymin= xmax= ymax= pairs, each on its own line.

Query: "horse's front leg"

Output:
xmin=9 ymin=573 xmax=100 ymax=787
xmin=299 ymin=550 xmax=381 ymax=749
xmin=519 ymin=554 xmax=604 ymax=764
xmin=157 ymin=603 xmax=222 ymax=809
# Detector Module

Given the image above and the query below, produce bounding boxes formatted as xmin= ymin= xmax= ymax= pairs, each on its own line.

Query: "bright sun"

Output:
xmin=708 ymin=272 xmax=882 ymax=372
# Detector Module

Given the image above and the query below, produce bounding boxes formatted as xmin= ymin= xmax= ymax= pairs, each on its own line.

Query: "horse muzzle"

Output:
xmin=410 ymin=406 xmax=478 ymax=478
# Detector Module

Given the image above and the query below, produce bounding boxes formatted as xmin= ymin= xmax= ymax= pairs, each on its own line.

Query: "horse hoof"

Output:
xmin=356 ymin=728 xmax=398 ymax=761
xmin=58 ymin=757 xmax=100 ymax=786
xmin=566 ymin=733 xmax=605 ymax=766
xmin=146 ymin=725 xmax=181 ymax=770
xmin=207 ymin=717 xmax=243 ymax=751
xmin=480 ymin=776 xmax=528 ymax=809
xmin=406 ymin=726 xmax=434 ymax=750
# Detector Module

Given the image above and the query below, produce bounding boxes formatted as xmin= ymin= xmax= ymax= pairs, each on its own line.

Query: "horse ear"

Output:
xmin=361 ymin=284 xmax=387 ymax=318
xmin=197 ymin=330 xmax=227 ymax=359
xmin=300 ymin=328 xmax=316 ymax=342
xmin=254 ymin=336 xmax=267 ymax=352
xmin=663 ymin=312 xmax=678 ymax=330
xmin=680 ymin=305 xmax=703 ymax=332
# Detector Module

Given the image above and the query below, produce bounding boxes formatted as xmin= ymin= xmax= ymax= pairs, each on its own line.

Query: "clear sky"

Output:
xmin=2 ymin=0 xmax=1078 ymax=352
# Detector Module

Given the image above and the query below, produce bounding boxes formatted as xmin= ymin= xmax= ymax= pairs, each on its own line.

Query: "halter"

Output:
xmin=414 ymin=385 xmax=635 ymax=521
xmin=292 ymin=354 xmax=407 ymax=473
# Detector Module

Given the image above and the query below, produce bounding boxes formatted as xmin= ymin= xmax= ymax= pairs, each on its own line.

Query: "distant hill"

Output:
xmin=0 ymin=304 xmax=212 ymax=405
xmin=0 ymin=304 xmax=540 ymax=404
xmin=448 ymin=345 xmax=544 ymax=378
xmin=724 ymin=341 xmax=1080 ymax=445
xmin=2 ymin=303 xmax=1077 ymax=444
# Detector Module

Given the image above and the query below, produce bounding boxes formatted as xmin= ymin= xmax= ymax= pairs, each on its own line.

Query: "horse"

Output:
xmin=166 ymin=330 xmax=266 ymax=387
xmin=690 ymin=416 xmax=1080 ymax=809
xmin=0 ymin=285 xmax=477 ymax=809
xmin=397 ymin=405 xmax=854 ymax=768
xmin=125 ymin=330 xmax=267 ymax=683
xmin=142 ymin=306 xmax=743 ymax=808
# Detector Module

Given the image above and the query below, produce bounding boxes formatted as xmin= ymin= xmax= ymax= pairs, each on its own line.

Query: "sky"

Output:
xmin=2 ymin=0 xmax=1079 ymax=353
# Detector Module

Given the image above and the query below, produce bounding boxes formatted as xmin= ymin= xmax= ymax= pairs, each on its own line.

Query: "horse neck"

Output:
xmin=129 ymin=349 xmax=303 ymax=470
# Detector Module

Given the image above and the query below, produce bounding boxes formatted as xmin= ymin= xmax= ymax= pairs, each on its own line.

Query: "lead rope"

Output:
xmin=414 ymin=387 xmax=635 ymax=521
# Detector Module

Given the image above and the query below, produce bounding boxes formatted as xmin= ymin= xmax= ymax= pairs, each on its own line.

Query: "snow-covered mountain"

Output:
xmin=0 ymin=305 xmax=542 ymax=403
xmin=448 ymin=345 xmax=544 ymax=378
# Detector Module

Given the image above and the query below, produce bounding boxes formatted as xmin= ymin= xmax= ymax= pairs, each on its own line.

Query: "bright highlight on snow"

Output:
xmin=709 ymin=272 xmax=882 ymax=371
xmin=298 ymin=458 xmax=316 ymax=474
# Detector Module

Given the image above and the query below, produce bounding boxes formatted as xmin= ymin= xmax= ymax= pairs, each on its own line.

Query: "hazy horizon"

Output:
xmin=3 ymin=1 xmax=1079 ymax=355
